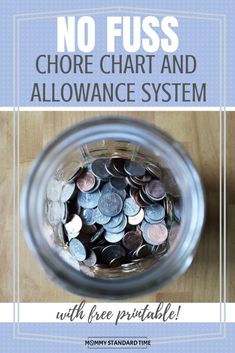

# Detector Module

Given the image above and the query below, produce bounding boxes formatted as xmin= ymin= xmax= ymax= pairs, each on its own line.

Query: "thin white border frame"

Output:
xmin=12 ymin=6 xmax=227 ymax=345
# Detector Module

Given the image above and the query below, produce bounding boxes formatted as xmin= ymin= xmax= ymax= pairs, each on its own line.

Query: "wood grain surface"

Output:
xmin=0 ymin=111 xmax=234 ymax=303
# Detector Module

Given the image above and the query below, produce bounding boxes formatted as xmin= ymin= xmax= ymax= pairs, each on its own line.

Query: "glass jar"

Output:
xmin=20 ymin=116 xmax=205 ymax=299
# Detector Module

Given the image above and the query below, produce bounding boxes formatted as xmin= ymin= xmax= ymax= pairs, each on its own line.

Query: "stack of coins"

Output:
xmin=46 ymin=158 xmax=181 ymax=269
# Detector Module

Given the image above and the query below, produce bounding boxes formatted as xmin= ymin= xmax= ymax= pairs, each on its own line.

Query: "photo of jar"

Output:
xmin=0 ymin=110 xmax=233 ymax=303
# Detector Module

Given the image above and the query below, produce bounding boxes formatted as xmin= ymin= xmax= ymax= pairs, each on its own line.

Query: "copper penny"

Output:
xmin=122 ymin=231 xmax=143 ymax=250
xmin=147 ymin=224 xmax=168 ymax=245
xmin=128 ymin=208 xmax=144 ymax=225
xmin=133 ymin=189 xmax=150 ymax=207
xmin=132 ymin=174 xmax=152 ymax=185
xmin=76 ymin=172 xmax=96 ymax=192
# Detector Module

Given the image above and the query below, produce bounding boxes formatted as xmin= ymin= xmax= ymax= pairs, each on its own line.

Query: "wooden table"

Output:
xmin=0 ymin=111 xmax=234 ymax=302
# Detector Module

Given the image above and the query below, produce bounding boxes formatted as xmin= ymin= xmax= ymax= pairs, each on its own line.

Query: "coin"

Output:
xmin=102 ymin=182 xmax=126 ymax=200
xmin=98 ymin=192 xmax=123 ymax=217
xmin=76 ymin=171 xmax=96 ymax=192
xmin=146 ymin=164 xmax=162 ymax=179
xmin=56 ymin=223 xmax=66 ymax=244
xmin=112 ymin=158 xmax=126 ymax=176
xmin=101 ymin=244 xmax=126 ymax=264
xmin=47 ymin=201 xmax=64 ymax=226
xmin=126 ymin=176 xmax=140 ymax=189
xmin=104 ymin=230 xmax=125 ymax=243
xmin=134 ymin=244 xmax=152 ymax=258
xmin=146 ymin=180 xmax=166 ymax=200
xmin=81 ymin=208 xmax=96 ymax=225
xmin=105 ymin=159 xmax=123 ymax=177
xmin=69 ymin=238 xmax=86 ymax=261
xmin=130 ymin=188 xmax=149 ymax=208
xmin=128 ymin=208 xmax=144 ymax=225
xmin=127 ymin=250 xmax=136 ymax=261
xmin=91 ymin=159 xmax=110 ymax=179
xmin=93 ymin=207 xmax=111 ymax=225
xmin=46 ymin=178 xmax=63 ymax=201
xmin=123 ymin=197 xmax=140 ymax=216
xmin=77 ymin=189 xmax=100 ymax=209
xmin=144 ymin=213 xmax=163 ymax=225
xmin=133 ymin=173 xmax=152 ymax=184
xmin=139 ymin=189 xmax=152 ymax=205
xmin=60 ymin=182 xmax=76 ymax=202
xmin=145 ymin=204 xmax=165 ymax=222
xmin=147 ymin=224 xmax=168 ymax=245
xmin=122 ymin=231 xmax=143 ymax=250
xmin=162 ymin=168 xmax=180 ymax=197
xmin=85 ymin=177 xmax=101 ymax=194
xmin=141 ymin=220 xmax=154 ymax=245
xmin=64 ymin=214 xmax=82 ymax=237
xmin=89 ymin=227 xmax=104 ymax=244
xmin=124 ymin=160 xmax=146 ymax=177
xmin=82 ymin=224 xmax=97 ymax=235
xmin=104 ymin=215 xmax=127 ymax=233
xmin=110 ymin=177 xmax=128 ymax=190
xmin=104 ymin=212 xmax=124 ymax=229
xmin=61 ymin=203 xmax=68 ymax=224
xmin=58 ymin=247 xmax=81 ymax=271
xmin=109 ymin=257 xmax=125 ymax=267
xmin=164 ymin=195 xmax=174 ymax=226
xmin=92 ymin=245 xmax=104 ymax=264
xmin=82 ymin=249 xmax=97 ymax=267
xmin=67 ymin=167 xmax=83 ymax=182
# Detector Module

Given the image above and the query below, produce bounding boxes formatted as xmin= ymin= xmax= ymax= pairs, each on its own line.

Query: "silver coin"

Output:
xmin=98 ymin=192 xmax=123 ymax=217
xmin=65 ymin=214 xmax=82 ymax=237
xmin=58 ymin=247 xmax=81 ymax=271
xmin=128 ymin=208 xmax=144 ymax=225
xmin=141 ymin=220 xmax=154 ymax=245
xmin=82 ymin=249 xmax=97 ymax=267
xmin=144 ymin=213 xmax=164 ymax=224
xmin=104 ymin=212 xmax=124 ymax=229
xmin=46 ymin=178 xmax=63 ymax=201
xmin=56 ymin=223 xmax=66 ymax=244
xmin=47 ymin=201 xmax=64 ymax=226
xmin=123 ymin=197 xmax=140 ymax=216
xmin=109 ymin=177 xmax=128 ymax=190
xmin=140 ymin=220 xmax=149 ymax=232
xmin=102 ymin=182 xmax=126 ymax=201
xmin=81 ymin=208 xmax=96 ymax=225
xmin=77 ymin=189 xmax=100 ymax=209
xmin=145 ymin=204 xmax=165 ymax=222
xmin=61 ymin=202 xmax=68 ymax=224
xmin=93 ymin=207 xmax=111 ymax=225
xmin=124 ymin=160 xmax=146 ymax=177
xmin=104 ymin=230 xmax=125 ymax=243
xmin=104 ymin=215 xmax=127 ymax=233
xmin=69 ymin=238 xmax=86 ymax=261
xmin=144 ymin=212 xmax=164 ymax=224
xmin=67 ymin=231 xmax=79 ymax=241
xmin=60 ymin=182 xmax=76 ymax=202
xmin=91 ymin=159 xmax=110 ymax=179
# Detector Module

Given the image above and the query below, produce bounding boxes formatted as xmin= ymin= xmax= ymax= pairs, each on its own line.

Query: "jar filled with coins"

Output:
xmin=21 ymin=117 xmax=205 ymax=298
